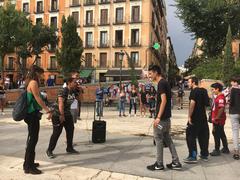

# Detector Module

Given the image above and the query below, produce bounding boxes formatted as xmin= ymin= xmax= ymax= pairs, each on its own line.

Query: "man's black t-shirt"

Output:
xmin=155 ymin=79 xmax=172 ymax=120
xmin=189 ymin=87 xmax=209 ymax=123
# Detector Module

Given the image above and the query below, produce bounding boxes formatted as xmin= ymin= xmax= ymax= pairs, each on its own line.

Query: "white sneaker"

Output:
xmin=134 ymin=114 xmax=137 ymax=117
xmin=128 ymin=114 xmax=131 ymax=117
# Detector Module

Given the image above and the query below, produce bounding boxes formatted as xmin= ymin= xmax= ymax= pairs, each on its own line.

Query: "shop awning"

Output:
xmin=80 ymin=69 xmax=93 ymax=78
xmin=105 ymin=69 xmax=142 ymax=77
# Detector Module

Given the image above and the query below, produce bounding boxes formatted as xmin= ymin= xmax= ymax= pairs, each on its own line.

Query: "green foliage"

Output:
xmin=56 ymin=16 xmax=83 ymax=77
xmin=175 ymin=0 xmax=240 ymax=57
xmin=192 ymin=57 xmax=223 ymax=80
xmin=222 ymin=25 xmax=235 ymax=85
xmin=184 ymin=56 xmax=204 ymax=75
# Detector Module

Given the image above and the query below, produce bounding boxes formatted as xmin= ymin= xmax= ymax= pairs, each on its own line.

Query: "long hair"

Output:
xmin=25 ymin=65 xmax=44 ymax=86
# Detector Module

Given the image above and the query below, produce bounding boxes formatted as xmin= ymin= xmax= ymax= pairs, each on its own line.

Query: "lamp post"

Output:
xmin=119 ymin=50 xmax=124 ymax=90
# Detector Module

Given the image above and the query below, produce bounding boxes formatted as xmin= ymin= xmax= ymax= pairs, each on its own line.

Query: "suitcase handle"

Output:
xmin=94 ymin=101 xmax=101 ymax=121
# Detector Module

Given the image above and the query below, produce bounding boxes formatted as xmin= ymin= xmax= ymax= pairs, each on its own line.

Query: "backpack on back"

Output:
xmin=12 ymin=91 xmax=28 ymax=121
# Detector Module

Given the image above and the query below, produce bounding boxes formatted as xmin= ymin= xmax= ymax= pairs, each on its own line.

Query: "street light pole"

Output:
xmin=119 ymin=50 xmax=124 ymax=90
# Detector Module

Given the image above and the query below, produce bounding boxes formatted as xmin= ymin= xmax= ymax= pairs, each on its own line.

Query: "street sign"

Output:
xmin=153 ymin=42 xmax=161 ymax=50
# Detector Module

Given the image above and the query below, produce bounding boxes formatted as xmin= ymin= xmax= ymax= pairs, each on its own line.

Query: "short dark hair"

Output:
xmin=230 ymin=76 xmax=240 ymax=84
xmin=148 ymin=65 xmax=161 ymax=75
xmin=66 ymin=77 xmax=75 ymax=84
xmin=211 ymin=83 xmax=223 ymax=92
xmin=189 ymin=77 xmax=199 ymax=85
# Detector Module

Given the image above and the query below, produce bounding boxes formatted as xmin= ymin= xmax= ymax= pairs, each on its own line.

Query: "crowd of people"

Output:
xmin=0 ymin=64 xmax=239 ymax=175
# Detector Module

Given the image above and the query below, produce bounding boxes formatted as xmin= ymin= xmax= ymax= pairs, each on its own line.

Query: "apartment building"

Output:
xmin=2 ymin=0 xmax=168 ymax=83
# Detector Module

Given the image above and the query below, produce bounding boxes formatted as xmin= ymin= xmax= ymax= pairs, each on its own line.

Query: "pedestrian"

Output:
xmin=119 ymin=88 xmax=126 ymax=117
xmin=77 ymin=84 xmax=84 ymax=120
xmin=148 ymin=86 xmax=156 ymax=118
xmin=147 ymin=65 xmax=182 ymax=171
xmin=0 ymin=79 xmax=6 ymax=115
xmin=96 ymin=83 xmax=104 ymax=117
xmin=46 ymin=77 xmax=79 ymax=159
xmin=229 ymin=77 xmax=240 ymax=160
xmin=177 ymin=86 xmax=185 ymax=110
xmin=129 ymin=84 xmax=138 ymax=117
xmin=210 ymin=83 xmax=229 ymax=156
xmin=184 ymin=77 xmax=210 ymax=163
xmin=4 ymin=75 xmax=10 ymax=89
xmin=23 ymin=65 xmax=52 ymax=174
xmin=139 ymin=86 xmax=147 ymax=117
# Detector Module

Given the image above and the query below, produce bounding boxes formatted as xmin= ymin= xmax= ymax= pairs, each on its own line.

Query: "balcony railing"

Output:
xmin=35 ymin=8 xmax=44 ymax=14
xmin=128 ymin=41 xmax=141 ymax=47
xmin=83 ymin=0 xmax=95 ymax=6
xmin=112 ymin=41 xmax=125 ymax=48
xmin=70 ymin=2 xmax=81 ymax=7
xmin=113 ymin=18 xmax=126 ymax=25
xmin=98 ymin=18 xmax=110 ymax=26
xmin=84 ymin=42 xmax=95 ymax=49
xmin=98 ymin=0 xmax=110 ymax=4
xmin=113 ymin=0 xmax=126 ymax=3
xmin=129 ymin=17 xmax=142 ymax=24
xmin=97 ymin=41 xmax=110 ymax=48
xmin=83 ymin=21 xmax=95 ymax=27
xmin=49 ymin=7 xmax=59 ymax=12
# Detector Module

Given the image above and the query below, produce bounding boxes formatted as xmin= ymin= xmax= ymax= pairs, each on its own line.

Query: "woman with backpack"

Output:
xmin=24 ymin=65 xmax=52 ymax=174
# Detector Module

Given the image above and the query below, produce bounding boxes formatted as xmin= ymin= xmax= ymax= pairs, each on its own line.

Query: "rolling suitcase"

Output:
xmin=92 ymin=101 xmax=106 ymax=143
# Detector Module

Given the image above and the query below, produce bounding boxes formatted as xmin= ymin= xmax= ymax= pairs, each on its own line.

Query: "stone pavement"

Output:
xmin=0 ymin=106 xmax=239 ymax=180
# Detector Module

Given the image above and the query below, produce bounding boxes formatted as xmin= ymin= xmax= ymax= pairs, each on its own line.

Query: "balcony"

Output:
xmin=84 ymin=42 xmax=95 ymax=49
xmin=49 ymin=7 xmax=59 ymax=13
xmin=128 ymin=41 xmax=141 ymax=47
xmin=34 ymin=9 xmax=44 ymax=14
xmin=113 ymin=19 xmax=126 ymax=25
xmin=83 ymin=21 xmax=95 ymax=27
xmin=113 ymin=0 xmax=126 ymax=3
xmin=112 ymin=41 xmax=125 ymax=48
xmin=129 ymin=17 xmax=142 ymax=24
xmin=98 ymin=0 xmax=110 ymax=4
xmin=70 ymin=2 xmax=81 ymax=7
xmin=83 ymin=0 xmax=95 ymax=6
xmin=97 ymin=41 xmax=110 ymax=48
xmin=98 ymin=19 xmax=110 ymax=26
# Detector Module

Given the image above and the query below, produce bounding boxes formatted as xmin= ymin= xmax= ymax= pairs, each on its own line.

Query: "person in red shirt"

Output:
xmin=210 ymin=83 xmax=230 ymax=156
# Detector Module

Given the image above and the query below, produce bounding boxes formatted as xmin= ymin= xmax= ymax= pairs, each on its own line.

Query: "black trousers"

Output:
xmin=212 ymin=124 xmax=228 ymax=150
xmin=186 ymin=122 xmax=209 ymax=157
xmin=48 ymin=115 xmax=74 ymax=152
xmin=24 ymin=111 xmax=41 ymax=169
xmin=78 ymin=101 xmax=81 ymax=117
xmin=129 ymin=100 xmax=137 ymax=114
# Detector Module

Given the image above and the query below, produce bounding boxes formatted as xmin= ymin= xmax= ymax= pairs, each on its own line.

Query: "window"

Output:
xmin=100 ymin=53 xmax=107 ymax=68
xmin=49 ymin=56 xmax=57 ymax=69
xmin=85 ymin=53 xmax=92 ymax=68
xmin=115 ymin=52 xmax=121 ymax=67
xmin=85 ymin=32 xmax=93 ymax=47
xmin=23 ymin=3 xmax=29 ymax=13
xmin=100 ymin=9 xmax=108 ymax=24
xmin=72 ymin=0 xmax=79 ymax=6
xmin=50 ymin=17 xmax=57 ymax=28
xmin=72 ymin=11 xmax=79 ymax=26
xmin=36 ymin=18 xmax=43 ymax=24
xmin=131 ymin=29 xmax=139 ymax=45
xmin=84 ymin=0 xmax=95 ymax=5
xmin=131 ymin=52 xmax=139 ymax=66
xmin=7 ymin=57 xmax=14 ymax=70
xmin=115 ymin=30 xmax=123 ymax=46
xmin=36 ymin=1 xmax=43 ymax=13
xmin=100 ymin=0 xmax=110 ymax=3
xmin=35 ymin=57 xmax=41 ymax=67
xmin=51 ymin=0 xmax=58 ymax=11
xmin=115 ymin=7 xmax=123 ymax=23
xmin=86 ymin=10 xmax=93 ymax=25
xmin=131 ymin=6 xmax=140 ymax=22
xmin=100 ymin=31 xmax=108 ymax=46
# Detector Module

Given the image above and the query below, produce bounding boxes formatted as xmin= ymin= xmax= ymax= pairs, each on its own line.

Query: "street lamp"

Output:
xmin=119 ymin=50 xmax=125 ymax=90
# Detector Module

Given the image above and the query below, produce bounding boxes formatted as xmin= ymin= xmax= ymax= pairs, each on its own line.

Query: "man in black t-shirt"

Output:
xmin=147 ymin=65 xmax=182 ymax=171
xmin=184 ymin=77 xmax=210 ymax=163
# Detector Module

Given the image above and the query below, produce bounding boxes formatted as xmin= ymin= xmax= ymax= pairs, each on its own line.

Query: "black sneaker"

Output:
xmin=210 ymin=150 xmax=221 ymax=156
xmin=24 ymin=167 xmax=42 ymax=175
xmin=66 ymin=148 xmax=79 ymax=154
xmin=46 ymin=150 xmax=55 ymax=159
xmin=221 ymin=148 xmax=230 ymax=154
xmin=166 ymin=162 xmax=182 ymax=170
xmin=183 ymin=156 xmax=197 ymax=164
xmin=147 ymin=162 xmax=164 ymax=171
xmin=199 ymin=155 xmax=209 ymax=162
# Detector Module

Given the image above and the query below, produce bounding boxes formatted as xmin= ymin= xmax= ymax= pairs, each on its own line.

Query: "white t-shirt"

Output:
xmin=71 ymin=99 xmax=78 ymax=109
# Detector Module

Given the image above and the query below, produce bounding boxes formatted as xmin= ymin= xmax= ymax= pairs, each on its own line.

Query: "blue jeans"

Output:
xmin=119 ymin=101 xmax=125 ymax=115
xmin=96 ymin=100 xmax=103 ymax=116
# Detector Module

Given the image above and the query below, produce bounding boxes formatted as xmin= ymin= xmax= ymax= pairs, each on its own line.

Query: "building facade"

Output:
xmin=2 ymin=0 xmax=168 ymax=83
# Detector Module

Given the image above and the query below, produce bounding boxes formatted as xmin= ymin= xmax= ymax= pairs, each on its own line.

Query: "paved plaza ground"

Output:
xmin=0 ymin=106 xmax=239 ymax=180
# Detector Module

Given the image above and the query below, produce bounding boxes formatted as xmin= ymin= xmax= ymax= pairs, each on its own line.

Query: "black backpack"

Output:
xmin=12 ymin=91 xmax=28 ymax=121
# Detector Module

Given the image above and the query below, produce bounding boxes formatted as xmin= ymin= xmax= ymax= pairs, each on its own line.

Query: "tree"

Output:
xmin=30 ymin=22 xmax=58 ymax=65
xmin=175 ymin=0 xmax=240 ymax=57
xmin=56 ymin=16 xmax=83 ymax=77
xmin=222 ymin=25 xmax=235 ymax=84
xmin=184 ymin=56 xmax=204 ymax=75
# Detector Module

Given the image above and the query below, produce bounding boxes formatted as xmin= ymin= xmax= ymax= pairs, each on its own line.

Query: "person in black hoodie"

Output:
xmin=229 ymin=77 xmax=240 ymax=160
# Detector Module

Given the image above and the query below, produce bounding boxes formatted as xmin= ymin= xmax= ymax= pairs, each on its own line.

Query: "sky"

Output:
xmin=166 ymin=0 xmax=195 ymax=66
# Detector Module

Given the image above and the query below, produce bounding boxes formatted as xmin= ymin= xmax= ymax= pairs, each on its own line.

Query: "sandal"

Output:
xmin=233 ymin=154 xmax=240 ymax=160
